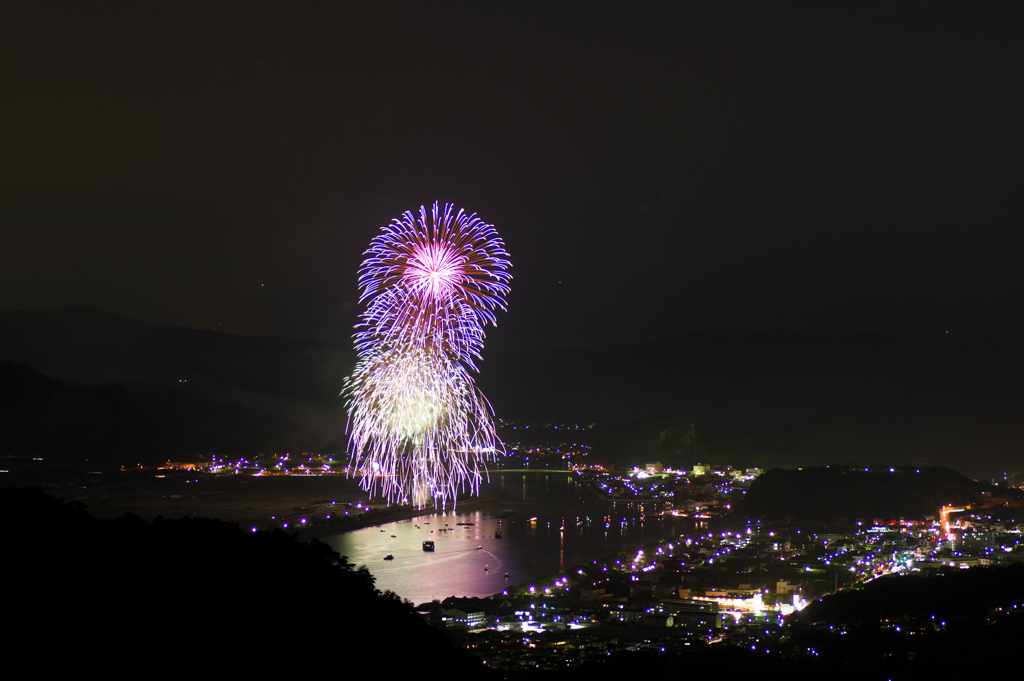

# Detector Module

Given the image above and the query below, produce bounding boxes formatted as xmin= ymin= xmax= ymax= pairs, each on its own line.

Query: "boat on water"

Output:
xmin=422 ymin=540 xmax=435 ymax=551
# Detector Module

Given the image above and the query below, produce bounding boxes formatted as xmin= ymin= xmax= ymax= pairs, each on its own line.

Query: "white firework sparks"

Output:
xmin=344 ymin=202 xmax=510 ymax=508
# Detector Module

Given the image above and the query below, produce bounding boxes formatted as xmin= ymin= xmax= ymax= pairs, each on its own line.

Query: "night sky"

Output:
xmin=4 ymin=2 xmax=1023 ymax=353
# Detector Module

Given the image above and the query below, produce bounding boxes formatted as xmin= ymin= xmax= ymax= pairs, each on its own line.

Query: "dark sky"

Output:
xmin=3 ymin=2 xmax=1023 ymax=352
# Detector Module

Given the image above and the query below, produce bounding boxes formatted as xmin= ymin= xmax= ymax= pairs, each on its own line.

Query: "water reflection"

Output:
xmin=323 ymin=472 xmax=704 ymax=605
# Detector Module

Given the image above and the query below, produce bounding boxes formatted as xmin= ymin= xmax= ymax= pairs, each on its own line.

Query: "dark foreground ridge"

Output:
xmin=3 ymin=487 xmax=481 ymax=677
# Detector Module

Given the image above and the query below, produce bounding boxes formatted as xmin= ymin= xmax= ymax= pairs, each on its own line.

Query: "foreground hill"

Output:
xmin=3 ymin=487 xmax=481 ymax=676
xmin=788 ymin=563 xmax=1024 ymax=678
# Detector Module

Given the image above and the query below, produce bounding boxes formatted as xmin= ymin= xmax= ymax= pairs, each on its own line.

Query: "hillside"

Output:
xmin=2 ymin=487 xmax=482 ymax=675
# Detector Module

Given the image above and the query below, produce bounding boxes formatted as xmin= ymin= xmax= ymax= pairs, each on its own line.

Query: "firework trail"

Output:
xmin=345 ymin=202 xmax=510 ymax=508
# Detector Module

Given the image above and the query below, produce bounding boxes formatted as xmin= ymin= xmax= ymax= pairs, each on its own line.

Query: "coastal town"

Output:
xmin=143 ymin=441 xmax=1024 ymax=675
xmin=426 ymin=469 xmax=1024 ymax=673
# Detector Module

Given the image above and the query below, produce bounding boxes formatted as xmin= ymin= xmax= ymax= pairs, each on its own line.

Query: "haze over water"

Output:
xmin=324 ymin=472 xmax=708 ymax=605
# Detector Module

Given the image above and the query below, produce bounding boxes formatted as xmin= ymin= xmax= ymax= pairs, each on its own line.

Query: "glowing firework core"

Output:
xmin=407 ymin=243 xmax=462 ymax=301
xmin=344 ymin=202 xmax=510 ymax=508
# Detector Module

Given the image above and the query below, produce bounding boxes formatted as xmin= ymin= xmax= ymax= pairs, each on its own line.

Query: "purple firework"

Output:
xmin=345 ymin=202 xmax=510 ymax=508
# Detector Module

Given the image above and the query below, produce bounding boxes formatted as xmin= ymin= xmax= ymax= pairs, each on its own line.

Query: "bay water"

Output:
xmin=323 ymin=471 xmax=706 ymax=605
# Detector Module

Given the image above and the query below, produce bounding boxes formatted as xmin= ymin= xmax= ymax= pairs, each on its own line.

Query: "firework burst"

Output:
xmin=358 ymin=203 xmax=511 ymax=335
xmin=345 ymin=202 xmax=510 ymax=508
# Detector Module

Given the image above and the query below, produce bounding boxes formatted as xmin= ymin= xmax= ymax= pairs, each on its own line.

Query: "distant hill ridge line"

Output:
xmin=2 ymin=307 xmax=1022 ymax=476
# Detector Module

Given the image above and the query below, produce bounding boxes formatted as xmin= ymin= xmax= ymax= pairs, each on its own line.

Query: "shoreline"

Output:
xmin=4 ymin=467 xmax=523 ymax=534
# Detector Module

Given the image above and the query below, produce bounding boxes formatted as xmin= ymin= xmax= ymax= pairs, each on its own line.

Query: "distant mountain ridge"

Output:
xmin=1 ymin=307 xmax=1021 ymax=476
xmin=482 ymin=329 xmax=1024 ymax=425
xmin=0 ymin=307 xmax=356 ymax=465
